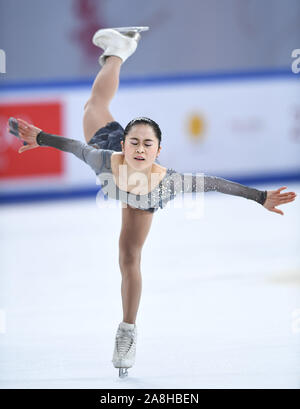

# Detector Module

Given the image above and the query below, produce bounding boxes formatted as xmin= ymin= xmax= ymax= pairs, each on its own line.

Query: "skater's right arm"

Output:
xmin=36 ymin=131 xmax=105 ymax=174
xmin=11 ymin=118 xmax=105 ymax=174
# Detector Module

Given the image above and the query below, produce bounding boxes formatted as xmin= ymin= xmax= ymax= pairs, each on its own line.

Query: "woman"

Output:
xmin=10 ymin=27 xmax=297 ymax=378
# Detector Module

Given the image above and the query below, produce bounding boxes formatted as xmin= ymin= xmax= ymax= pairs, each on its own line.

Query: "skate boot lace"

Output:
xmin=116 ymin=328 xmax=135 ymax=357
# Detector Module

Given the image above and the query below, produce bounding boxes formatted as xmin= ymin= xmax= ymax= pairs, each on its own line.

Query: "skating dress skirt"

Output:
xmin=88 ymin=121 xmax=124 ymax=152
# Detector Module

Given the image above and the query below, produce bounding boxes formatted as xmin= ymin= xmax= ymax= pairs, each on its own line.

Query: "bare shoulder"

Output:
xmin=111 ymin=151 xmax=123 ymax=161
xmin=111 ymin=152 xmax=124 ymax=178
xmin=111 ymin=151 xmax=123 ymax=169
xmin=152 ymin=162 xmax=167 ymax=179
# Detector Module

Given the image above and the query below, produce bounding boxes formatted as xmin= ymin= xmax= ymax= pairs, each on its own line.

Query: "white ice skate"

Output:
xmin=112 ymin=322 xmax=137 ymax=378
xmin=92 ymin=26 xmax=149 ymax=66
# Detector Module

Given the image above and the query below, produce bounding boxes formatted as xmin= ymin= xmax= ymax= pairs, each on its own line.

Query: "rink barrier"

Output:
xmin=0 ymin=68 xmax=297 ymax=92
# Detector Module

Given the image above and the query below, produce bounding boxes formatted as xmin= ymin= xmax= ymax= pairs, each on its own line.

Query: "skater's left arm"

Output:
xmin=172 ymin=172 xmax=297 ymax=215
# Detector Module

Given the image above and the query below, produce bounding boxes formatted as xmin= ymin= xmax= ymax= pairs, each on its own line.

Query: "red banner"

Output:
xmin=0 ymin=101 xmax=64 ymax=179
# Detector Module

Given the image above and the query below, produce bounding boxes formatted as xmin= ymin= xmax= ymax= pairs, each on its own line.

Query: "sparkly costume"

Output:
xmin=36 ymin=129 xmax=267 ymax=212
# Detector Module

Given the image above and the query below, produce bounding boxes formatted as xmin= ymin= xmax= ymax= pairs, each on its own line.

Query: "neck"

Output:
xmin=120 ymin=155 xmax=156 ymax=193
xmin=121 ymin=156 xmax=153 ymax=179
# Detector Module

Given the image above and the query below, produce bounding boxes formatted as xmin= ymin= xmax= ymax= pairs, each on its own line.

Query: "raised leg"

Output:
xmin=83 ymin=56 xmax=122 ymax=143
xmin=118 ymin=205 xmax=154 ymax=324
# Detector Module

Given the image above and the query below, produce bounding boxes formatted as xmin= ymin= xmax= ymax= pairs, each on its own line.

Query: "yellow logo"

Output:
xmin=187 ymin=114 xmax=205 ymax=142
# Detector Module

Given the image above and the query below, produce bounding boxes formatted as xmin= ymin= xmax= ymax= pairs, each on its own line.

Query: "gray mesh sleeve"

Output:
xmin=171 ymin=172 xmax=267 ymax=205
xmin=36 ymin=131 xmax=104 ymax=174
xmin=202 ymin=175 xmax=267 ymax=204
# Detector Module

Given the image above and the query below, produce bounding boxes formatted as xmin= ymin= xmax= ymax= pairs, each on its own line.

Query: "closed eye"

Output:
xmin=131 ymin=143 xmax=152 ymax=147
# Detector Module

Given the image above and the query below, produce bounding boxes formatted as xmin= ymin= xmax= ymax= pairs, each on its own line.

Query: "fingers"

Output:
xmin=16 ymin=119 xmax=34 ymax=139
xmin=18 ymin=122 xmax=30 ymax=133
xmin=270 ymin=198 xmax=295 ymax=208
xmin=278 ymin=195 xmax=296 ymax=203
xmin=272 ymin=190 xmax=297 ymax=204
xmin=276 ymin=186 xmax=287 ymax=192
xmin=276 ymin=191 xmax=297 ymax=204
xmin=18 ymin=145 xmax=36 ymax=154
xmin=278 ymin=192 xmax=296 ymax=198
xmin=18 ymin=146 xmax=28 ymax=153
xmin=17 ymin=118 xmax=31 ymax=128
xmin=16 ymin=123 xmax=28 ymax=136
xmin=271 ymin=208 xmax=284 ymax=216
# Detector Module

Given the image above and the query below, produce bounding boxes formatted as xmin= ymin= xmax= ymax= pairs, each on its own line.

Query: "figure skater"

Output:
xmin=9 ymin=27 xmax=297 ymax=378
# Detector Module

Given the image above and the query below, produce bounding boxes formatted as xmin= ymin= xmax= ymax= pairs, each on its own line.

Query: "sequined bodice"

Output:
xmin=97 ymin=150 xmax=177 ymax=211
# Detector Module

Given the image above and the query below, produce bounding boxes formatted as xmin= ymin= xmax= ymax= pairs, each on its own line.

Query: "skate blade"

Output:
xmin=119 ymin=368 xmax=128 ymax=378
xmin=112 ymin=26 xmax=149 ymax=42
xmin=112 ymin=26 xmax=149 ymax=33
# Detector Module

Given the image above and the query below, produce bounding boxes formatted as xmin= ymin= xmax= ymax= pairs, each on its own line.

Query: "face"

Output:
xmin=120 ymin=124 xmax=162 ymax=170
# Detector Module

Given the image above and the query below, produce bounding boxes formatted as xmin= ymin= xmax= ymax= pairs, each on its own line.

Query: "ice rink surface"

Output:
xmin=0 ymin=182 xmax=299 ymax=389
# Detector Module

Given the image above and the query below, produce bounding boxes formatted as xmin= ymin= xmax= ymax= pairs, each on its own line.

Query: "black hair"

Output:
xmin=123 ymin=117 xmax=162 ymax=148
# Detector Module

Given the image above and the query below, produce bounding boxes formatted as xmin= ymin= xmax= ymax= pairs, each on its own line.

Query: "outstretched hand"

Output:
xmin=8 ymin=118 xmax=42 ymax=153
xmin=263 ymin=186 xmax=297 ymax=215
